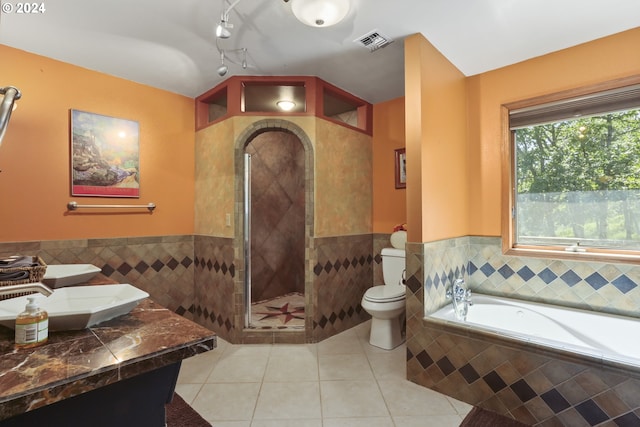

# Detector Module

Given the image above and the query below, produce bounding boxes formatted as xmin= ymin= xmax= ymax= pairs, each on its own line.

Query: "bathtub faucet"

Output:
xmin=446 ymin=278 xmax=472 ymax=320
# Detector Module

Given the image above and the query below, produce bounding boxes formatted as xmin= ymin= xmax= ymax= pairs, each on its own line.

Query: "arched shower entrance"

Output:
xmin=234 ymin=119 xmax=314 ymax=343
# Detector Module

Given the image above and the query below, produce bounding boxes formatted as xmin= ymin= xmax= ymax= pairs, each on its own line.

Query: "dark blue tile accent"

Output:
xmin=517 ymin=266 xmax=535 ymax=281
xmin=482 ymin=371 xmax=507 ymax=393
xmin=454 ymin=266 xmax=460 ymax=278
xmin=510 ymin=379 xmax=537 ymax=403
xmin=612 ymin=275 xmax=638 ymax=294
xmin=614 ymin=411 xmax=640 ymax=427
xmin=433 ymin=274 xmax=441 ymax=288
xmin=560 ymin=270 xmax=581 ymax=287
xmin=498 ymin=264 xmax=515 ymax=279
xmin=541 ymin=389 xmax=570 ymax=414
xmin=468 ymin=262 xmax=478 ymax=275
xmin=480 ymin=263 xmax=496 ymax=277
xmin=436 ymin=356 xmax=456 ymax=376
xmin=586 ymin=272 xmax=608 ymax=290
xmin=440 ymin=272 xmax=448 ymax=288
xmin=461 ymin=265 xmax=467 ymax=276
xmin=575 ymin=399 xmax=609 ymax=426
xmin=425 ymin=276 xmax=433 ymax=289
xmin=313 ymin=263 xmax=323 ymax=275
xmin=538 ymin=268 xmax=558 ymax=284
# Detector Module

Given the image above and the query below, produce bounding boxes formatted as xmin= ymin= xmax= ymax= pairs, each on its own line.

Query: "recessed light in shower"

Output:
xmin=276 ymin=100 xmax=296 ymax=111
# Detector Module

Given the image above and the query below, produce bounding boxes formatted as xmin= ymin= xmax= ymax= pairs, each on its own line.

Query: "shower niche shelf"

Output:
xmin=195 ymin=76 xmax=372 ymax=135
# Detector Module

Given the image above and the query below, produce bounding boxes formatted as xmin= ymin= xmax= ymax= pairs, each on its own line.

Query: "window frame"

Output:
xmin=501 ymin=75 xmax=640 ymax=264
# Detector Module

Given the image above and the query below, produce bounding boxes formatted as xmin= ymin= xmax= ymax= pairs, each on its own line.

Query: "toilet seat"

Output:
xmin=363 ymin=284 xmax=406 ymax=303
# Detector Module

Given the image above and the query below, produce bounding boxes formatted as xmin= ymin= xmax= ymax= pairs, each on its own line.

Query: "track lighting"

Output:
xmin=216 ymin=21 xmax=232 ymax=39
xmin=216 ymin=0 xmax=241 ymax=39
xmin=217 ymin=51 xmax=228 ymax=76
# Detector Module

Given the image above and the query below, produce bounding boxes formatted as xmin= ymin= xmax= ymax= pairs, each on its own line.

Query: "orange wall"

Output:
xmin=467 ymin=27 xmax=640 ymax=236
xmin=0 ymin=45 xmax=195 ymax=242
xmin=372 ymin=97 xmax=406 ymax=233
xmin=405 ymin=34 xmax=469 ymax=243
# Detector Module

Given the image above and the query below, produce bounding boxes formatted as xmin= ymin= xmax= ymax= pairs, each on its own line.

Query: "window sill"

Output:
xmin=504 ymin=245 xmax=640 ymax=265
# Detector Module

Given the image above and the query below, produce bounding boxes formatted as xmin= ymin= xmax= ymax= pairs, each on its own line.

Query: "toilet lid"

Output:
xmin=364 ymin=284 xmax=406 ymax=302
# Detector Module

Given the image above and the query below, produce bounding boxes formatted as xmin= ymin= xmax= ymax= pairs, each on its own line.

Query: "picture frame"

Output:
xmin=395 ymin=148 xmax=406 ymax=189
xmin=70 ymin=109 xmax=140 ymax=198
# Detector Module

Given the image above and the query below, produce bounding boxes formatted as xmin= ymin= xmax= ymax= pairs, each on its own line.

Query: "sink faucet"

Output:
xmin=0 ymin=283 xmax=53 ymax=298
xmin=446 ymin=278 xmax=472 ymax=320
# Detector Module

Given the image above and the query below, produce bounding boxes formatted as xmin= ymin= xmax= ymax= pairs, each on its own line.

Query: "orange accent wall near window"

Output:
xmin=0 ymin=45 xmax=195 ymax=242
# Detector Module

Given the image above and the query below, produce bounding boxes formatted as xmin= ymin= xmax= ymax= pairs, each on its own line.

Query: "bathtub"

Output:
xmin=429 ymin=294 xmax=640 ymax=369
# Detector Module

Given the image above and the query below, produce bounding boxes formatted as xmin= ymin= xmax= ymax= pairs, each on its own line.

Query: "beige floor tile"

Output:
xmin=392 ymin=415 xmax=465 ymax=427
xmin=251 ymin=420 xmax=321 ymax=427
xmin=322 ymin=417 xmax=394 ymax=427
xmin=447 ymin=396 xmax=474 ymax=415
xmin=317 ymin=330 xmax=365 ymax=355
xmin=214 ymin=422 xmax=251 ymax=427
xmin=174 ymin=385 xmax=202 ymax=404
xmin=377 ymin=380 xmax=459 ymax=416
xmin=253 ymin=381 xmax=321 ymax=419
xmin=191 ymin=382 xmax=261 ymax=421
xmin=177 ymin=349 xmax=221 ymax=383
xmin=207 ymin=353 xmax=269 ymax=383
xmin=367 ymin=351 xmax=406 ymax=380
xmin=318 ymin=353 xmax=374 ymax=380
xmin=264 ymin=345 xmax=319 ymax=381
xmin=320 ymin=380 xmax=389 ymax=418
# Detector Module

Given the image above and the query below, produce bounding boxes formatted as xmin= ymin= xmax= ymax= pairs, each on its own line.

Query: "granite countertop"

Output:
xmin=0 ymin=296 xmax=216 ymax=421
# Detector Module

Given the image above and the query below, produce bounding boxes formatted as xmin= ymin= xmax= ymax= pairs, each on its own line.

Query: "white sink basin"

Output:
xmin=0 ymin=284 xmax=149 ymax=331
xmin=43 ymin=264 xmax=102 ymax=288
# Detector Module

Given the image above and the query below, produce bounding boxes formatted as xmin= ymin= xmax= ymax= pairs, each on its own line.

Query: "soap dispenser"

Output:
xmin=15 ymin=295 xmax=48 ymax=348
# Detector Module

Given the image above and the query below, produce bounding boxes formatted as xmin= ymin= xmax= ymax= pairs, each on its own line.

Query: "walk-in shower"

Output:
xmin=243 ymin=130 xmax=306 ymax=331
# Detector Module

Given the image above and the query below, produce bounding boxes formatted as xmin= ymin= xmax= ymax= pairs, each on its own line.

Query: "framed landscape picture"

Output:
xmin=70 ymin=109 xmax=140 ymax=197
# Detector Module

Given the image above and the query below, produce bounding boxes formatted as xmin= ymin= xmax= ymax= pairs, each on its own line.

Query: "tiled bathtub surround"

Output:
xmin=406 ymin=236 xmax=640 ymax=425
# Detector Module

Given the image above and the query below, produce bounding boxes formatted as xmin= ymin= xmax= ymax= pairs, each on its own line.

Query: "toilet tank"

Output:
xmin=381 ymin=248 xmax=406 ymax=286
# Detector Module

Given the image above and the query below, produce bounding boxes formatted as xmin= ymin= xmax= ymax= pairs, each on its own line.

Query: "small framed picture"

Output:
xmin=395 ymin=148 xmax=406 ymax=189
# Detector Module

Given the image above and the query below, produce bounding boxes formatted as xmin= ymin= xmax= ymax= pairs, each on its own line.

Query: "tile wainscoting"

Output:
xmin=406 ymin=236 xmax=640 ymax=426
xmin=0 ymin=235 xmax=196 ymax=321
xmin=1 ymin=233 xmax=396 ymax=344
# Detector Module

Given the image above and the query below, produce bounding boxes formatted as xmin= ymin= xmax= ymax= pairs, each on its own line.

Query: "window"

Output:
xmin=503 ymin=78 xmax=640 ymax=261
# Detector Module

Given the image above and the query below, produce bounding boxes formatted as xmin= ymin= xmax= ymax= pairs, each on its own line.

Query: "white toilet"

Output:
xmin=361 ymin=247 xmax=406 ymax=350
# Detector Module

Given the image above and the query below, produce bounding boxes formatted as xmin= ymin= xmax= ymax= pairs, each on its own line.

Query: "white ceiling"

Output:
xmin=1 ymin=0 xmax=639 ymax=104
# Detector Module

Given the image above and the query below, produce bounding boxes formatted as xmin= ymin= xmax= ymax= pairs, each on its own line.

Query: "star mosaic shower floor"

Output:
xmin=248 ymin=292 xmax=305 ymax=330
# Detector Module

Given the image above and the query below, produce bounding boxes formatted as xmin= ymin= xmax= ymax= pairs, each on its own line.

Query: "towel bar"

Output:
xmin=67 ymin=201 xmax=156 ymax=212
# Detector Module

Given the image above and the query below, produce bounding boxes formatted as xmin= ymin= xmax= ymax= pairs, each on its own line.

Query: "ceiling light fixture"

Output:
xmin=276 ymin=100 xmax=296 ymax=111
xmin=290 ymin=0 xmax=350 ymax=27
xmin=215 ymin=0 xmax=241 ymax=39
xmin=217 ymin=51 xmax=228 ymax=77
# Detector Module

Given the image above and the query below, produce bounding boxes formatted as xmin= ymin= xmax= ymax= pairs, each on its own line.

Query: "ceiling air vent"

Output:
xmin=354 ymin=30 xmax=394 ymax=52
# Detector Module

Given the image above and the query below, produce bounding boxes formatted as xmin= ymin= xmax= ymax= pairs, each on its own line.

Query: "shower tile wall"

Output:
xmin=245 ymin=131 xmax=305 ymax=302
xmin=311 ymin=234 xmax=374 ymax=342
xmin=406 ymin=236 xmax=640 ymax=425
xmin=0 ymin=236 xmax=195 ymax=321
